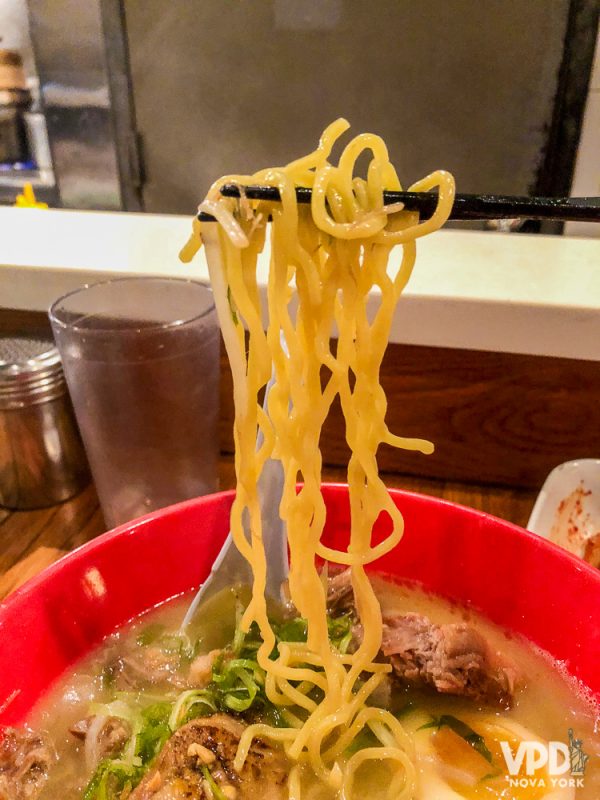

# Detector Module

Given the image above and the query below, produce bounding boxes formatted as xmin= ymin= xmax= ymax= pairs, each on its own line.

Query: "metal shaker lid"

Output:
xmin=0 ymin=337 xmax=66 ymax=409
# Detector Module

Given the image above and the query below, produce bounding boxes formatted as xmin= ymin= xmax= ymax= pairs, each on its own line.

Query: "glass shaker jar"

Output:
xmin=0 ymin=337 xmax=89 ymax=510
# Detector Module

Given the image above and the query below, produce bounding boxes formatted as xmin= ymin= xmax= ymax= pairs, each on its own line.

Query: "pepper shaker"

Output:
xmin=0 ymin=337 xmax=89 ymax=510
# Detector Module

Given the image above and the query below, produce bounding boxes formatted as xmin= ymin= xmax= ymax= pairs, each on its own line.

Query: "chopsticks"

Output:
xmin=197 ymin=184 xmax=600 ymax=223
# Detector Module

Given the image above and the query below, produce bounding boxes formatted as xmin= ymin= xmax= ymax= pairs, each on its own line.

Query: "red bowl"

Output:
xmin=1 ymin=484 xmax=599 ymax=725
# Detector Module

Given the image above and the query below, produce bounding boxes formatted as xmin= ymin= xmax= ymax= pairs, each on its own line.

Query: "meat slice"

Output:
xmin=326 ymin=570 xmax=519 ymax=707
xmin=70 ymin=715 xmax=131 ymax=765
xmin=188 ymin=649 xmax=222 ymax=687
xmin=0 ymin=728 xmax=55 ymax=800
xmin=326 ymin=569 xmax=355 ymax=614
xmin=130 ymin=714 xmax=288 ymax=800
xmin=381 ymin=613 xmax=519 ymax=708
xmin=105 ymin=643 xmax=188 ymax=692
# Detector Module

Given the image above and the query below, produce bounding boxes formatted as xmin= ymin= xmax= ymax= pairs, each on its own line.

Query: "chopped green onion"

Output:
xmin=201 ymin=765 xmax=229 ymax=800
xmin=83 ymin=759 xmax=143 ymax=800
xmin=133 ymin=703 xmax=173 ymax=765
xmin=227 ymin=286 xmax=239 ymax=326
xmin=168 ymin=690 xmax=217 ymax=730
xmin=85 ymin=606 xmax=359 ymax=799
xmin=136 ymin=623 xmax=165 ymax=647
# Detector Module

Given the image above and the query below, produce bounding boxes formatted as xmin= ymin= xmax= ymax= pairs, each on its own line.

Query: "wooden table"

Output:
xmin=0 ymin=456 xmax=537 ymax=601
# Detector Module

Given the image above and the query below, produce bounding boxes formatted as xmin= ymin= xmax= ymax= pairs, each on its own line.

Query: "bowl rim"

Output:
xmin=2 ymin=483 xmax=599 ymax=618
xmin=2 ymin=483 xmax=600 ymax=725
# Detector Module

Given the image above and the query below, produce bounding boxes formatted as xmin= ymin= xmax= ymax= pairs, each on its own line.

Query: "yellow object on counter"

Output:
xmin=14 ymin=183 xmax=48 ymax=209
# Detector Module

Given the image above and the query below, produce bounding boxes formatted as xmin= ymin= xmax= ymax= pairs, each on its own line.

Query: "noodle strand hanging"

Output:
xmin=181 ymin=119 xmax=455 ymax=800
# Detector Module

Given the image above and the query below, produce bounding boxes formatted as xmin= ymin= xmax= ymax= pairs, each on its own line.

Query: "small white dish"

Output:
xmin=527 ymin=459 xmax=600 ymax=567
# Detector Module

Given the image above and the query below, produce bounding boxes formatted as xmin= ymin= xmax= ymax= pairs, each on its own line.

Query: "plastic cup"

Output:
xmin=49 ymin=277 xmax=220 ymax=528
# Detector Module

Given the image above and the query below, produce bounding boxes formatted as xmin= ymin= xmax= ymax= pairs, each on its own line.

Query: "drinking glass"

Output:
xmin=50 ymin=277 xmax=220 ymax=528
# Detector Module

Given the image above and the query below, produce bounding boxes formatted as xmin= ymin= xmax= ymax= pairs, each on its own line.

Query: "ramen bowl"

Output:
xmin=0 ymin=484 xmax=599 ymax=725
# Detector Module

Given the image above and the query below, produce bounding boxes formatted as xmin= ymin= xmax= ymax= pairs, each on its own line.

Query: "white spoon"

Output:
xmin=180 ymin=223 xmax=288 ymax=631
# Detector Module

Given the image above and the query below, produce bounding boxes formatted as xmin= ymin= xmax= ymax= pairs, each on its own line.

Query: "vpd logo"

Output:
xmin=500 ymin=729 xmax=589 ymax=791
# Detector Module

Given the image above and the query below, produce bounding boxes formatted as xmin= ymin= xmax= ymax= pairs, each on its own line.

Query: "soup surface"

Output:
xmin=10 ymin=578 xmax=599 ymax=800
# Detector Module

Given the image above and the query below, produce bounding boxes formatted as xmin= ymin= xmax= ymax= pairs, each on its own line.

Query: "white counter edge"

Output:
xmin=1 ymin=207 xmax=599 ymax=361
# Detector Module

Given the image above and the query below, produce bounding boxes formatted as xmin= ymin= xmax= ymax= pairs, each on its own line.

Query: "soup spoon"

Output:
xmin=180 ymin=225 xmax=289 ymax=632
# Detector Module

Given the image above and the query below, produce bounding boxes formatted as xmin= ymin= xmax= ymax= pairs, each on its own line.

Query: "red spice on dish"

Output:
xmin=550 ymin=482 xmax=598 ymax=567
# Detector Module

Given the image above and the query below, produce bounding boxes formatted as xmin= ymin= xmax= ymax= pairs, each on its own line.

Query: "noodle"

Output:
xmin=181 ymin=119 xmax=454 ymax=799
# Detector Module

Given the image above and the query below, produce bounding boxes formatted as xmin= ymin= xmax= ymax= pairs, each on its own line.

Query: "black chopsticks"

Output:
xmin=197 ymin=184 xmax=600 ymax=223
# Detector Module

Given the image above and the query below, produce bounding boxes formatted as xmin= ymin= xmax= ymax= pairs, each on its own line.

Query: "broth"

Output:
xmin=21 ymin=580 xmax=600 ymax=800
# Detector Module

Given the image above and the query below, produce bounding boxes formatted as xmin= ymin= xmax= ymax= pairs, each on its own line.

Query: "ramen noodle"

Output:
xmin=181 ymin=119 xmax=455 ymax=798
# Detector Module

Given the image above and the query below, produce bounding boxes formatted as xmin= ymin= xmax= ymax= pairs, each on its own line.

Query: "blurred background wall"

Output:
xmin=1 ymin=0 xmax=35 ymax=74
xmin=1 ymin=0 xmax=598 ymax=224
xmin=125 ymin=0 xmax=571 ymax=212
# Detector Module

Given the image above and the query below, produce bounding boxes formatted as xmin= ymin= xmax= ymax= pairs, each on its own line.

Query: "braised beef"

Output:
xmin=0 ymin=728 xmax=55 ymax=800
xmin=326 ymin=569 xmax=355 ymax=614
xmin=70 ymin=715 xmax=131 ymax=763
xmin=327 ymin=569 xmax=520 ymax=707
xmin=382 ymin=612 xmax=519 ymax=707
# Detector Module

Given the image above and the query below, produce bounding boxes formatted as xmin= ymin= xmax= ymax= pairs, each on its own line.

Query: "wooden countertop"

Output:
xmin=0 ymin=457 xmax=537 ymax=601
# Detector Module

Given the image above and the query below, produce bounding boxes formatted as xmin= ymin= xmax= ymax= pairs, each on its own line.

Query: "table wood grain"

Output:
xmin=0 ymin=457 xmax=537 ymax=601
xmin=4 ymin=308 xmax=598 ymax=490
xmin=218 ymin=341 xmax=600 ymax=489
